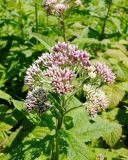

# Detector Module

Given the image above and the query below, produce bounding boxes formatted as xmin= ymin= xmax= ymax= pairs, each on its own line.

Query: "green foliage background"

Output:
xmin=0 ymin=0 xmax=128 ymax=159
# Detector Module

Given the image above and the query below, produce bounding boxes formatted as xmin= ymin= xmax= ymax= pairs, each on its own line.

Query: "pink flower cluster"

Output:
xmin=43 ymin=0 xmax=68 ymax=15
xmin=53 ymin=42 xmax=91 ymax=69
xmin=24 ymin=42 xmax=116 ymax=116
xmin=25 ymin=87 xmax=49 ymax=113
xmin=24 ymin=63 xmax=41 ymax=89
xmin=95 ymin=62 xmax=115 ymax=84
xmin=75 ymin=0 xmax=82 ymax=6
xmin=25 ymin=42 xmax=115 ymax=97
xmin=44 ymin=0 xmax=57 ymax=6
xmin=44 ymin=66 xmax=74 ymax=94
xmin=55 ymin=3 xmax=68 ymax=14
xmin=34 ymin=42 xmax=92 ymax=94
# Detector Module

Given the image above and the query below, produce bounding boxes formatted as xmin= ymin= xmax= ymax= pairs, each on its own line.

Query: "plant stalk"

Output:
xmin=54 ymin=96 xmax=65 ymax=160
xmin=61 ymin=14 xmax=67 ymax=42
xmin=99 ymin=0 xmax=112 ymax=41
xmin=18 ymin=0 xmax=24 ymax=37
xmin=35 ymin=1 xmax=38 ymax=33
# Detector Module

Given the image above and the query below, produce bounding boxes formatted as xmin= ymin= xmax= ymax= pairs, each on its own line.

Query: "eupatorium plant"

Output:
xmin=24 ymin=42 xmax=115 ymax=159
xmin=25 ymin=42 xmax=115 ymax=116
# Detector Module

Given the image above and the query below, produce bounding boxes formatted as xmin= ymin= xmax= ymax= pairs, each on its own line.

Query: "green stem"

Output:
xmin=35 ymin=1 xmax=38 ymax=33
xmin=18 ymin=0 xmax=23 ymax=37
xmin=54 ymin=96 xmax=65 ymax=160
xmin=99 ymin=0 xmax=112 ymax=41
xmin=61 ymin=14 xmax=66 ymax=42
xmin=54 ymin=112 xmax=63 ymax=160
xmin=63 ymin=77 xmax=89 ymax=109
xmin=46 ymin=10 xmax=49 ymax=26
xmin=64 ymin=105 xmax=83 ymax=115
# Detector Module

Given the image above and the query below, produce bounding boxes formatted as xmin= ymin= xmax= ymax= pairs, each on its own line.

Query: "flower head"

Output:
xmin=53 ymin=42 xmax=77 ymax=55
xmin=83 ymin=84 xmax=109 ymax=117
xmin=55 ymin=3 xmax=68 ymax=14
xmin=95 ymin=62 xmax=115 ymax=84
xmin=24 ymin=63 xmax=42 ymax=89
xmin=75 ymin=0 xmax=82 ymax=6
xmin=44 ymin=66 xmax=74 ymax=94
xmin=53 ymin=42 xmax=91 ymax=68
xmin=69 ymin=50 xmax=91 ymax=68
xmin=25 ymin=87 xmax=49 ymax=113
xmin=43 ymin=0 xmax=57 ymax=7
xmin=97 ymin=154 xmax=104 ymax=160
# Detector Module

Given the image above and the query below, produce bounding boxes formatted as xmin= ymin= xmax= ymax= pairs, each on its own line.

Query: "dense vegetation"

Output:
xmin=0 ymin=0 xmax=128 ymax=159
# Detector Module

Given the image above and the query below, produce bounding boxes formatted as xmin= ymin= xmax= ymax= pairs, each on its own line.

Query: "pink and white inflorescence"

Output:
xmin=95 ymin=62 xmax=115 ymax=84
xmin=44 ymin=66 xmax=74 ymax=94
xmin=44 ymin=0 xmax=57 ymax=7
xmin=43 ymin=0 xmax=68 ymax=15
xmin=83 ymin=84 xmax=109 ymax=117
xmin=25 ymin=87 xmax=49 ymax=113
xmin=55 ymin=3 xmax=68 ymax=14
xmin=25 ymin=42 xmax=115 ymax=116
xmin=24 ymin=63 xmax=42 ymax=89
xmin=75 ymin=0 xmax=82 ymax=6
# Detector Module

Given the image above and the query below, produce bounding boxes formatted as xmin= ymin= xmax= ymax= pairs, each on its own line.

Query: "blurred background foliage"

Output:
xmin=0 ymin=0 xmax=128 ymax=159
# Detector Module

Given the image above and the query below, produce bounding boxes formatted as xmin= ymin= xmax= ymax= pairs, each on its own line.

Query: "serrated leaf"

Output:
xmin=11 ymin=99 xmax=24 ymax=111
xmin=30 ymin=33 xmax=55 ymax=52
xmin=103 ymin=107 xmax=128 ymax=125
xmin=0 ymin=115 xmax=17 ymax=130
xmin=0 ymin=90 xmax=12 ymax=103
xmin=67 ymin=134 xmax=93 ymax=160
xmin=35 ymin=155 xmax=48 ymax=160
xmin=113 ymin=148 xmax=128 ymax=159
xmin=114 ymin=63 xmax=128 ymax=81
xmin=103 ymin=122 xmax=122 ymax=148
xmin=102 ymin=84 xmax=125 ymax=107
xmin=66 ymin=96 xmax=82 ymax=110
xmin=110 ymin=17 xmax=122 ymax=34
xmin=0 ymin=153 xmax=10 ymax=160
xmin=66 ymin=106 xmax=122 ymax=148
xmin=30 ymin=126 xmax=50 ymax=139
xmin=5 ymin=127 xmax=22 ymax=147
xmin=105 ymin=49 xmax=128 ymax=68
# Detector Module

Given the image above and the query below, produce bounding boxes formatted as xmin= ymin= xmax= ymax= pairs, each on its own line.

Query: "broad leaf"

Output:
xmin=11 ymin=99 xmax=24 ymax=111
xmin=0 ymin=90 xmax=12 ymax=103
xmin=30 ymin=126 xmax=50 ymax=139
xmin=67 ymin=134 xmax=93 ymax=160
xmin=102 ymin=84 xmax=125 ymax=107
xmin=30 ymin=33 xmax=55 ymax=52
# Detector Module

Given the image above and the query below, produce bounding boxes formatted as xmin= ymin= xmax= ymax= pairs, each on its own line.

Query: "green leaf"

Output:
xmin=66 ymin=96 xmax=82 ymax=110
xmin=67 ymin=134 xmax=93 ymax=160
xmin=110 ymin=17 xmax=122 ymax=34
xmin=102 ymin=84 xmax=125 ymax=107
xmin=66 ymin=107 xmax=122 ymax=148
xmin=5 ymin=127 xmax=22 ymax=147
xmin=35 ymin=155 xmax=48 ymax=160
xmin=105 ymin=49 xmax=128 ymax=68
xmin=102 ymin=107 xmax=128 ymax=125
xmin=0 ymin=90 xmax=12 ymax=103
xmin=11 ymin=99 xmax=24 ymax=111
xmin=115 ymin=64 xmax=128 ymax=81
xmin=30 ymin=126 xmax=50 ymax=139
xmin=0 ymin=114 xmax=17 ymax=129
xmin=113 ymin=148 xmax=128 ymax=159
xmin=102 ymin=122 xmax=122 ymax=148
xmin=30 ymin=33 xmax=55 ymax=52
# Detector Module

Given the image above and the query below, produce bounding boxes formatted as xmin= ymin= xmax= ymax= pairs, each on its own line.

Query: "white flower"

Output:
xmin=83 ymin=84 xmax=109 ymax=117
